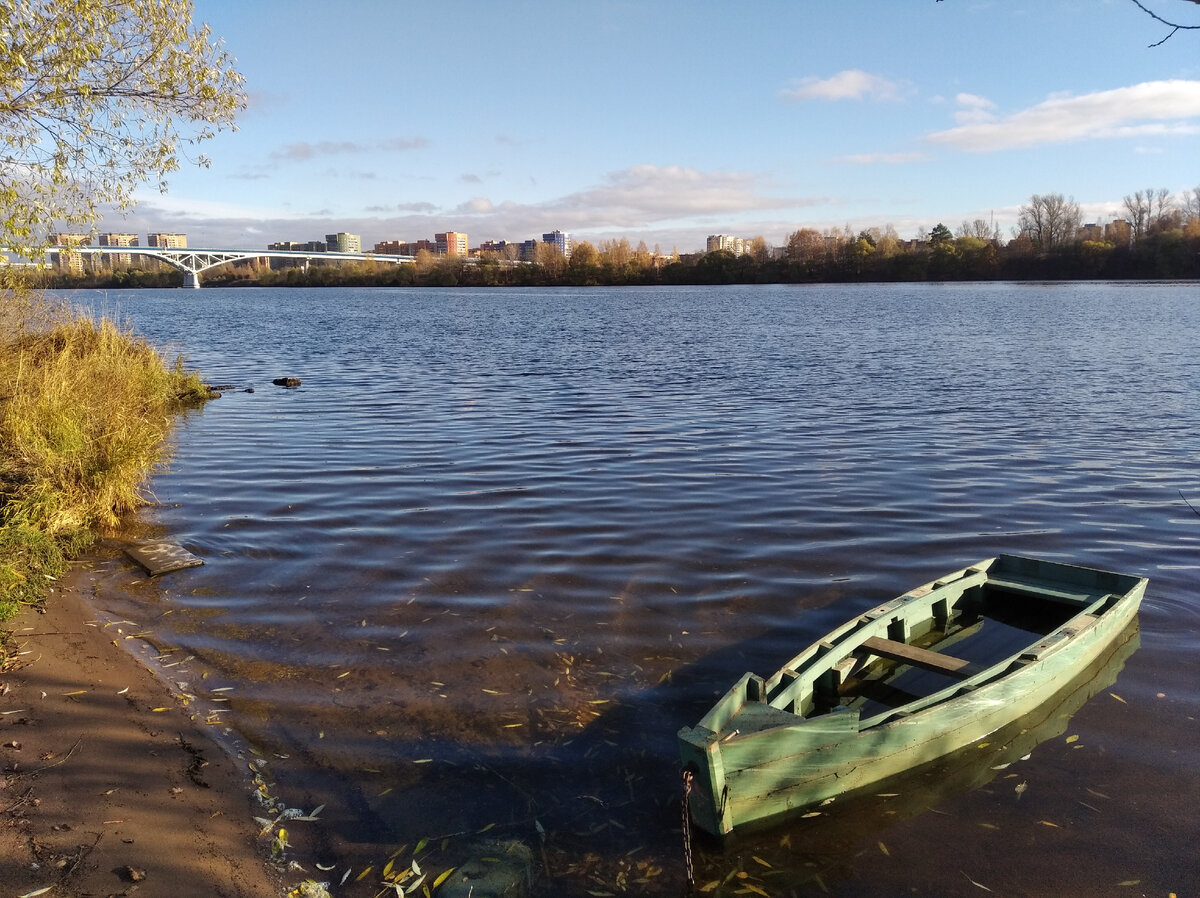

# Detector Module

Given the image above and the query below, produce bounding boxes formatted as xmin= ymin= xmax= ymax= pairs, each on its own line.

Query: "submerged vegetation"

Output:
xmin=0 ymin=275 xmax=210 ymax=625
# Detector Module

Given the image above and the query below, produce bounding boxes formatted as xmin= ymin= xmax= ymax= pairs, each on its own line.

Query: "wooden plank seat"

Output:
xmin=859 ymin=636 xmax=982 ymax=680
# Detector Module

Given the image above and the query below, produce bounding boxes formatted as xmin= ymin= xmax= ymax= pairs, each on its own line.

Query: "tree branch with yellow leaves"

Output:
xmin=0 ymin=0 xmax=246 ymax=258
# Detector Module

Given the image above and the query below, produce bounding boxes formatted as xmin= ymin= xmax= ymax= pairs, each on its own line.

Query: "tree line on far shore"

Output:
xmin=44 ymin=188 xmax=1200 ymax=290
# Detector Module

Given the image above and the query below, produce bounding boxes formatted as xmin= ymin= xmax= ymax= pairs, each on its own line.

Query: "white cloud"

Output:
xmin=837 ymin=152 xmax=928 ymax=165
xmin=953 ymin=93 xmax=997 ymax=125
xmin=269 ymin=137 xmax=429 ymax=161
xmin=108 ymin=165 xmax=829 ymax=250
xmin=127 ymin=193 xmax=305 ymax=221
xmin=927 ymin=79 xmax=1200 ymax=151
xmin=454 ymin=197 xmax=495 ymax=214
xmin=781 ymin=70 xmax=904 ymax=102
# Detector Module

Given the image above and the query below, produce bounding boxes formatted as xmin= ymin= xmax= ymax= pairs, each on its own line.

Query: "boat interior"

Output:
xmin=695 ymin=559 xmax=1139 ymax=739
xmin=788 ymin=572 xmax=1124 ymax=725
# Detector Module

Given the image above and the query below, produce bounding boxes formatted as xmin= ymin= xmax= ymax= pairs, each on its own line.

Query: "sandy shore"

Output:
xmin=0 ymin=561 xmax=286 ymax=897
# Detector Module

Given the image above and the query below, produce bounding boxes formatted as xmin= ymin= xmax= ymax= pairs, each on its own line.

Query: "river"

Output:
xmin=69 ymin=282 xmax=1198 ymax=897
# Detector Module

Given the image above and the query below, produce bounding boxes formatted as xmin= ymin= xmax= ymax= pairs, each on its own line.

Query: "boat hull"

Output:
xmin=678 ymin=555 xmax=1147 ymax=837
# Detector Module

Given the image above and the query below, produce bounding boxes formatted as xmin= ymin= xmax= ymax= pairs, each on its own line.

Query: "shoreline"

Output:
xmin=0 ymin=555 xmax=286 ymax=897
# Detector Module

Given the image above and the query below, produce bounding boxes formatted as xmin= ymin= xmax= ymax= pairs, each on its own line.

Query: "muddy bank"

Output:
xmin=0 ymin=560 xmax=285 ymax=898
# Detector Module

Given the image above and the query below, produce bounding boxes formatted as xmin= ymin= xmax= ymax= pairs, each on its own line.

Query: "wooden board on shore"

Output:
xmin=125 ymin=540 xmax=204 ymax=576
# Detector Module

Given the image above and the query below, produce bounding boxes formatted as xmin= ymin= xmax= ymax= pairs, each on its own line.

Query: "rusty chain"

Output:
xmin=681 ymin=768 xmax=696 ymax=890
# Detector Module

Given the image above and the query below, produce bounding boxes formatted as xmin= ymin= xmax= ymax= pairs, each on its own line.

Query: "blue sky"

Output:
xmin=102 ymin=0 xmax=1200 ymax=252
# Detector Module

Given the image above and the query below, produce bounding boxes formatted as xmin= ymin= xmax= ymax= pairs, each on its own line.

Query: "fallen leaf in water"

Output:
xmin=753 ymin=855 xmax=771 ymax=868
xmin=1039 ymin=820 xmax=1059 ymax=827
xmin=432 ymin=868 xmax=456 ymax=889
xmin=1066 ymin=734 xmax=1079 ymax=744
xmin=878 ymin=841 xmax=890 ymax=856
xmin=962 ymin=871 xmax=993 ymax=892
xmin=1109 ymin=693 xmax=1126 ymax=704
xmin=1117 ymin=880 xmax=1140 ymax=887
xmin=698 ymin=882 xmax=720 ymax=893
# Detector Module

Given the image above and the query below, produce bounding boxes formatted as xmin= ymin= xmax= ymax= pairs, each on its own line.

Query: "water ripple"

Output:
xmin=71 ymin=283 xmax=1200 ymax=896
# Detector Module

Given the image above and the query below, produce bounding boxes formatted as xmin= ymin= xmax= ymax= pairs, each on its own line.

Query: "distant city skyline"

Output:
xmin=95 ymin=1 xmax=1200 ymax=253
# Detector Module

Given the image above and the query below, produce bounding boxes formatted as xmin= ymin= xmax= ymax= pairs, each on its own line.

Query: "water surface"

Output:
xmin=72 ymin=283 xmax=1199 ymax=896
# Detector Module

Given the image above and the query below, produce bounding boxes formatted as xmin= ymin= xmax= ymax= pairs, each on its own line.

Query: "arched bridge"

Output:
xmin=62 ymin=246 xmax=417 ymax=288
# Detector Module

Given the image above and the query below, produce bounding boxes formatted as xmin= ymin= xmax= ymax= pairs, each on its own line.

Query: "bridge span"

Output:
xmin=56 ymin=245 xmax=417 ymax=288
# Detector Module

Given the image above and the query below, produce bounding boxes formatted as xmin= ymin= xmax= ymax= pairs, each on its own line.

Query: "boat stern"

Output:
xmin=678 ymin=724 xmax=732 ymax=836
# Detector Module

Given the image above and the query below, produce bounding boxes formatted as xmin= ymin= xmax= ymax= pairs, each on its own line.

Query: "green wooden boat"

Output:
xmin=677 ymin=554 xmax=1148 ymax=838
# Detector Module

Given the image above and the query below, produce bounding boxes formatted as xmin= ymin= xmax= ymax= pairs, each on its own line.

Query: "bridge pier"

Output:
xmin=183 ymin=271 xmax=201 ymax=289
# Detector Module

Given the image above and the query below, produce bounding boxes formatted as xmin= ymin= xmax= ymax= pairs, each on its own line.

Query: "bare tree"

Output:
xmin=1182 ymin=185 xmax=1200 ymax=223
xmin=1127 ymin=0 xmax=1200 ymax=45
xmin=1149 ymin=187 xmax=1179 ymax=233
xmin=958 ymin=218 xmax=998 ymax=242
xmin=1122 ymin=190 xmax=1152 ymax=239
xmin=1018 ymin=193 xmax=1082 ymax=252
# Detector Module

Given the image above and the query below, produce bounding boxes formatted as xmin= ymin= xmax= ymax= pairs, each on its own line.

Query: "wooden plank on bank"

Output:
xmin=125 ymin=540 xmax=204 ymax=576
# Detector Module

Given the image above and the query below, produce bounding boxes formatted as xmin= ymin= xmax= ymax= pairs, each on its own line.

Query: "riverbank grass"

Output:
xmin=0 ymin=286 xmax=209 ymax=622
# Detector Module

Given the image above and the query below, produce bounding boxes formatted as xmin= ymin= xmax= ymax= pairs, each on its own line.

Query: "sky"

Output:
xmin=99 ymin=0 xmax=1200 ymax=253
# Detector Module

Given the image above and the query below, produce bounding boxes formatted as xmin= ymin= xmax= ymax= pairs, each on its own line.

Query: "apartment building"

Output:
xmin=542 ymin=229 xmax=572 ymax=258
xmin=435 ymin=231 xmax=468 ymax=256
xmin=326 ymin=232 xmax=361 ymax=253
xmin=99 ymin=232 xmax=139 ymax=267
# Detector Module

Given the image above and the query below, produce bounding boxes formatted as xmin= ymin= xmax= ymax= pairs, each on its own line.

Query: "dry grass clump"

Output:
xmin=0 ymin=283 xmax=209 ymax=619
